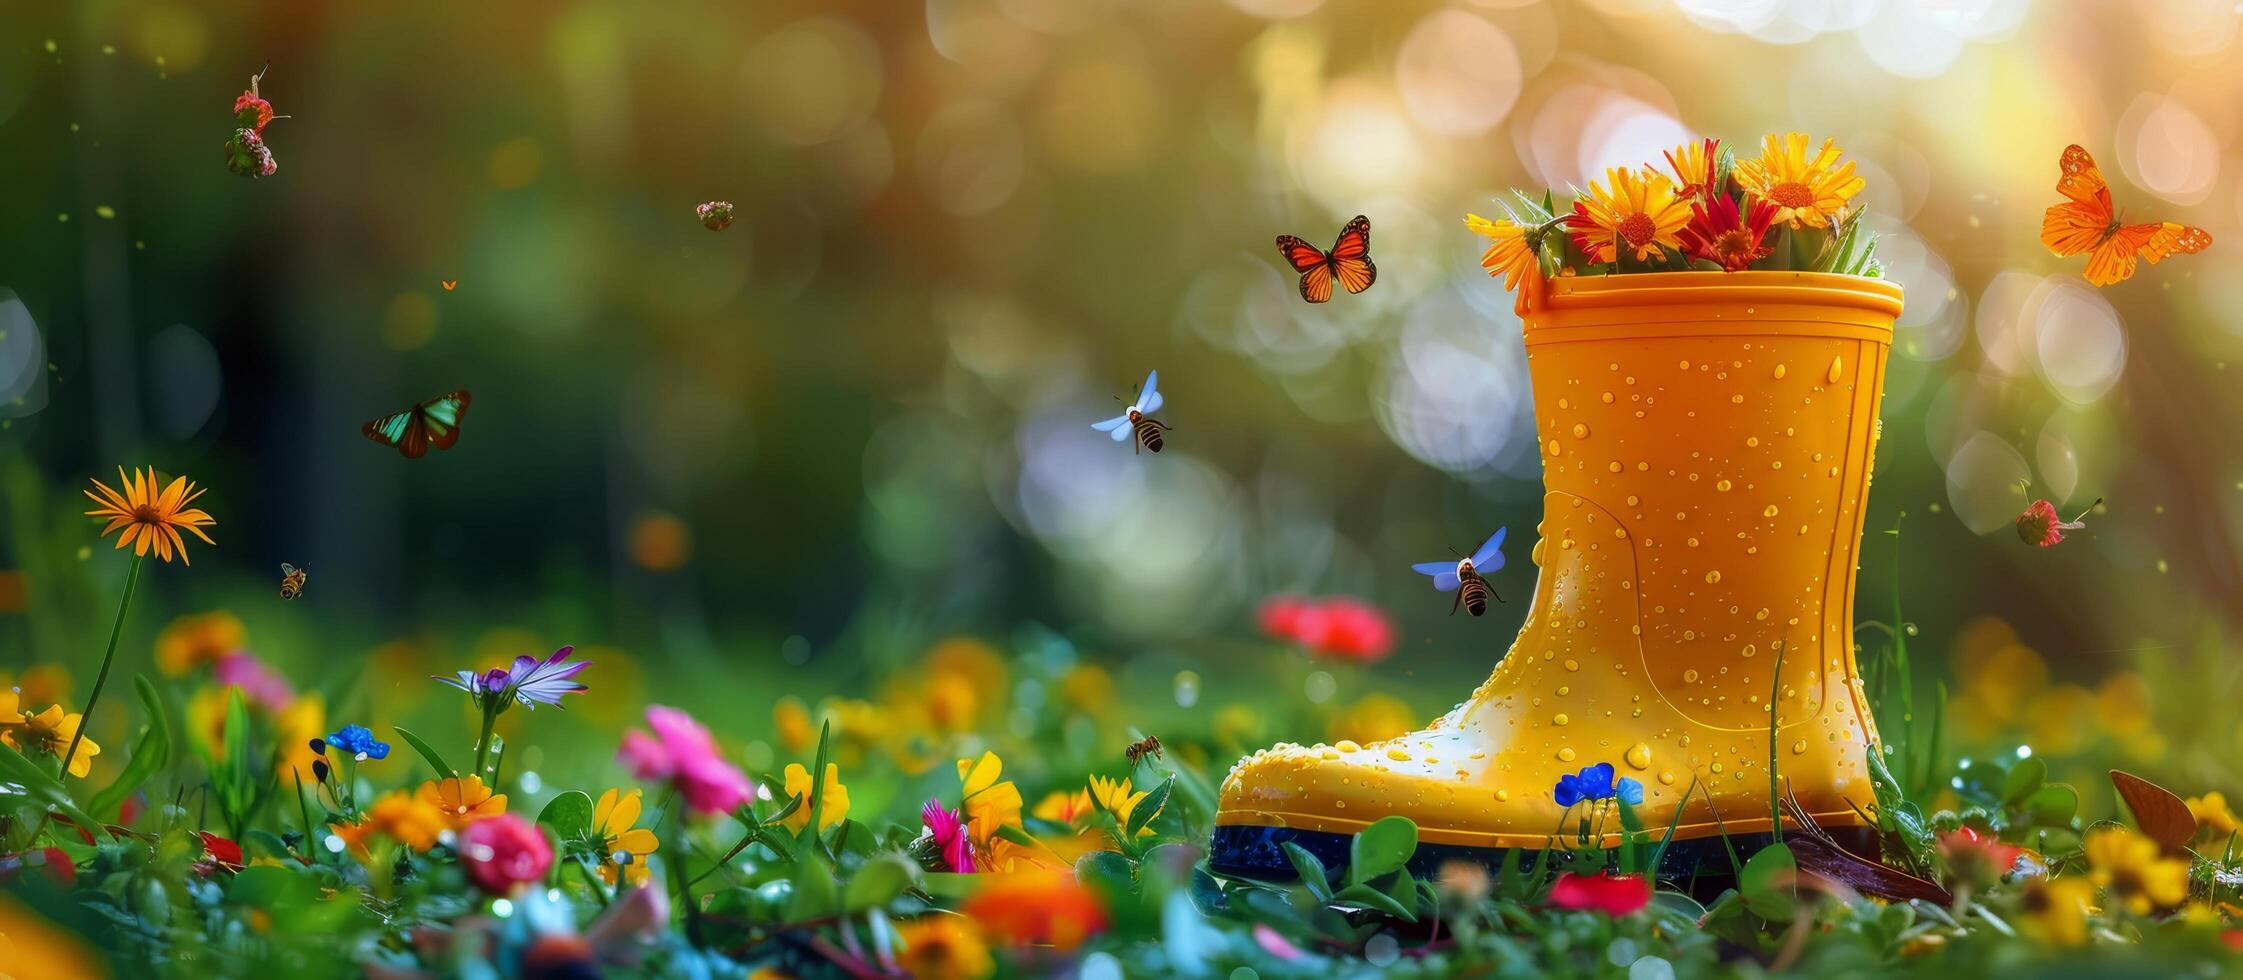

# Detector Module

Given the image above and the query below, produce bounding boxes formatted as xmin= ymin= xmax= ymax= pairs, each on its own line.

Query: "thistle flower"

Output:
xmin=434 ymin=645 xmax=591 ymax=712
xmin=2017 ymin=498 xmax=2099 ymax=548
xmin=921 ymin=799 xmax=976 ymax=873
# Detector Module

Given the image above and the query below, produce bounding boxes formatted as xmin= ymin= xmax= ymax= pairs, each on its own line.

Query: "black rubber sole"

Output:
xmin=1209 ymin=822 xmax=1880 ymax=886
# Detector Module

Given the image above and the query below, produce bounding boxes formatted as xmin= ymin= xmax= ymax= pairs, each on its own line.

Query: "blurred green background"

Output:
xmin=2 ymin=0 xmax=2241 ymax=817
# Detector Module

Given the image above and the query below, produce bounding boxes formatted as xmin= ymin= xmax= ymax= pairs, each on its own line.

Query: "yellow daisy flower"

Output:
xmin=82 ymin=466 xmax=218 ymax=565
xmin=895 ymin=915 xmax=993 ymax=980
xmin=1464 ymin=213 xmax=1546 ymax=311
xmin=417 ymin=775 xmax=507 ymax=830
xmin=956 ymin=751 xmax=1023 ymax=846
xmin=2187 ymin=791 xmax=2237 ymax=838
xmin=1033 ymin=788 xmax=1094 ymax=825
xmin=2084 ymin=826 xmax=2188 ymax=915
xmin=1565 ymin=167 xmax=1691 ymax=263
xmin=2019 ymin=876 xmax=2095 ymax=946
xmin=1734 ymin=132 xmax=1865 ymax=229
xmin=3 ymin=703 xmax=101 ymax=777
xmin=1087 ymin=774 xmax=1163 ymax=836
xmin=592 ymin=787 xmax=660 ymax=886
xmin=780 ymin=762 xmax=851 ymax=833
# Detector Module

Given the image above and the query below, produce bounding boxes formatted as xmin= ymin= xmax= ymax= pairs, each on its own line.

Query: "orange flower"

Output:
xmin=895 ymin=915 xmax=993 ymax=979
xmin=1463 ymin=213 xmax=1546 ymax=313
xmin=416 ymin=775 xmax=507 ymax=830
xmin=82 ymin=466 xmax=217 ymax=564
xmin=960 ymin=871 xmax=1110 ymax=950
xmin=332 ymin=790 xmax=447 ymax=859
xmin=1566 ymin=167 xmax=1690 ymax=264
xmin=1032 ymin=789 xmax=1094 ymax=825
xmin=1734 ymin=132 xmax=1864 ymax=229
xmin=155 ymin=611 xmax=246 ymax=675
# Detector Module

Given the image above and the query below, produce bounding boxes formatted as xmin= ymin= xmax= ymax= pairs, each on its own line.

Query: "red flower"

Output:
xmin=233 ymin=91 xmax=276 ymax=133
xmin=459 ymin=814 xmax=554 ymax=894
xmin=1548 ymin=872 xmax=1652 ymax=915
xmin=1679 ymin=194 xmax=1778 ymax=272
xmin=0 ymin=847 xmax=77 ymax=888
xmin=2016 ymin=498 xmax=2096 ymax=547
xmin=1261 ymin=596 xmax=1398 ymax=662
xmin=1937 ymin=826 xmax=2021 ymax=887
xmin=196 ymin=832 xmax=245 ymax=876
xmin=1664 ymin=137 xmax=1721 ymax=199
xmin=1257 ymin=595 xmax=1314 ymax=642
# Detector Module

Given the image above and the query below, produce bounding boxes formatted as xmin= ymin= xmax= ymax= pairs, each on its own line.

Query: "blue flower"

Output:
xmin=1616 ymin=776 xmax=1644 ymax=806
xmin=1553 ymin=762 xmax=1619 ymax=807
xmin=326 ymin=724 xmax=391 ymax=762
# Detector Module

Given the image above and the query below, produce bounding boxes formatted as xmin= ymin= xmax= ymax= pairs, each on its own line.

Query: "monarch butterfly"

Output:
xmin=2041 ymin=145 xmax=2211 ymax=286
xmin=362 ymin=390 xmax=471 ymax=459
xmin=278 ymin=563 xmax=307 ymax=600
xmin=1091 ymin=371 xmax=1170 ymax=454
xmin=1411 ymin=528 xmax=1506 ymax=617
xmin=1274 ymin=215 xmax=1376 ymax=303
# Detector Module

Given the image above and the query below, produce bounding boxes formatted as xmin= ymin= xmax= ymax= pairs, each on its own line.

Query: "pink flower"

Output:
xmin=617 ymin=705 xmax=752 ymax=815
xmin=2016 ymin=498 xmax=2097 ymax=548
xmin=1548 ymin=872 xmax=1652 ymax=915
xmin=922 ymin=799 xmax=976 ymax=872
xmin=460 ymin=814 xmax=553 ymax=894
xmin=1257 ymin=596 xmax=1314 ymax=641
xmin=213 ymin=652 xmax=294 ymax=712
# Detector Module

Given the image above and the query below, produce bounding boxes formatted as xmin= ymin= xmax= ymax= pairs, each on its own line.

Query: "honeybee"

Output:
xmin=1124 ymin=735 xmax=1163 ymax=769
xmin=279 ymin=563 xmax=307 ymax=600
xmin=1092 ymin=370 xmax=1171 ymax=455
xmin=1412 ymin=528 xmax=1506 ymax=617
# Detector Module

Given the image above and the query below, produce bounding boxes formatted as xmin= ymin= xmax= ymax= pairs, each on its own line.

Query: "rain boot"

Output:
xmin=1212 ymin=271 xmax=1905 ymax=878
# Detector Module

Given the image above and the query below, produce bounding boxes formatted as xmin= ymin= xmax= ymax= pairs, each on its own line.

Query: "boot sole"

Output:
xmin=1208 ymin=822 xmax=1881 ymax=883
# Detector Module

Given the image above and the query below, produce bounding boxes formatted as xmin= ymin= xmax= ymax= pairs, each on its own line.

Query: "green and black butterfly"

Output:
xmin=362 ymin=390 xmax=471 ymax=459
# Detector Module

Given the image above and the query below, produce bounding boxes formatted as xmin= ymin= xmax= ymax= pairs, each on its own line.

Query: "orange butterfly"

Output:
xmin=441 ymin=280 xmax=458 ymax=291
xmin=2041 ymin=145 xmax=2211 ymax=286
xmin=1275 ymin=215 xmax=1376 ymax=303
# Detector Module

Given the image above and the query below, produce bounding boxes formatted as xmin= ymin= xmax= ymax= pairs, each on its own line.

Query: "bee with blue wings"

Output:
xmin=1092 ymin=370 xmax=1172 ymax=454
xmin=1412 ymin=528 xmax=1506 ymax=617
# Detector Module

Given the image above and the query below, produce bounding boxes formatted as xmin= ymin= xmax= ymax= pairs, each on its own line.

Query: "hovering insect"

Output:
xmin=440 ymin=279 xmax=457 ymax=291
xmin=223 ymin=67 xmax=288 ymax=179
xmin=1412 ymin=528 xmax=1507 ymax=617
xmin=2042 ymin=145 xmax=2211 ymax=286
xmin=278 ymin=563 xmax=307 ymax=600
xmin=1274 ymin=214 xmax=1376 ymax=303
xmin=1092 ymin=370 xmax=1171 ymax=455
xmin=362 ymin=390 xmax=471 ymax=459
xmin=1124 ymin=735 xmax=1163 ymax=769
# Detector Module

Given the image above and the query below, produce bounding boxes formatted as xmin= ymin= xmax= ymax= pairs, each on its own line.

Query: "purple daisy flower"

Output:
xmin=434 ymin=645 xmax=591 ymax=712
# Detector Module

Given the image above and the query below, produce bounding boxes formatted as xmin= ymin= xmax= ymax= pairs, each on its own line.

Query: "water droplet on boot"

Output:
xmin=1827 ymin=356 xmax=1843 ymax=383
xmin=1625 ymin=743 xmax=1652 ymax=769
xmin=1557 ymin=747 xmax=1577 ymax=762
xmin=1772 ymin=363 xmax=1786 ymax=379
xmin=1553 ymin=714 xmax=1570 ymax=726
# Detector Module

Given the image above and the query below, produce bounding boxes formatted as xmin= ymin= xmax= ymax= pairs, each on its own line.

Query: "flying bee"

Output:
xmin=1412 ymin=528 xmax=1507 ymax=617
xmin=279 ymin=563 xmax=307 ymax=600
xmin=1092 ymin=370 xmax=1171 ymax=454
xmin=1124 ymin=735 xmax=1163 ymax=769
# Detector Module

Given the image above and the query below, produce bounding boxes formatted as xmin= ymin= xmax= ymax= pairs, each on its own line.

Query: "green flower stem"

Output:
xmin=471 ymin=703 xmax=499 ymax=779
xmin=62 ymin=554 xmax=143 ymax=778
xmin=665 ymin=808 xmax=704 ymax=946
xmin=573 ymin=853 xmax=612 ymax=909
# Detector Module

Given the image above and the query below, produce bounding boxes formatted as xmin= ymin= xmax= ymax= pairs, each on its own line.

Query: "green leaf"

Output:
xmin=535 ymin=790 xmax=596 ymax=842
xmin=1383 ymin=871 xmax=1418 ymax=918
xmin=0 ymin=742 xmax=107 ymax=841
xmin=1128 ymin=776 xmax=1173 ymax=838
xmin=90 ymin=675 xmax=172 ymax=821
xmin=241 ymin=830 xmax=292 ymax=864
xmin=227 ymin=865 xmax=314 ymax=908
xmin=1075 ymin=850 xmax=1136 ymax=904
xmin=1280 ymin=842 xmax=1331 ymax=901
xmin=785 ymin=850 xmax=839 ymax=921
xmin=2024 ymin=783 xmax=2080 ymax=826
xmin=222 ymin=688 xmax=252 ymax=793
xmin=1331 ymin=882 xmax=1416 ymax=922
xmin=1739 ymin=843 xmax=1799 ymax=920
xmin=1346 ymin=815 xmax=1418 ymax=886
xmin=843 ymin=854 xmax=919 ymax=912
xmin=2003 ymin=757 xmax=2048 ymax=806
xmin=801 ymin=720 xmax=833 ymax=855
xmin=390 ymin=726 xmax=456 ymax=778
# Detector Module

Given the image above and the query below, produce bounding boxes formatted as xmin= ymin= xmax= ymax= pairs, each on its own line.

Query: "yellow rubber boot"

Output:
xmin=1211 ymin=271 xmax=1904 ymax=876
